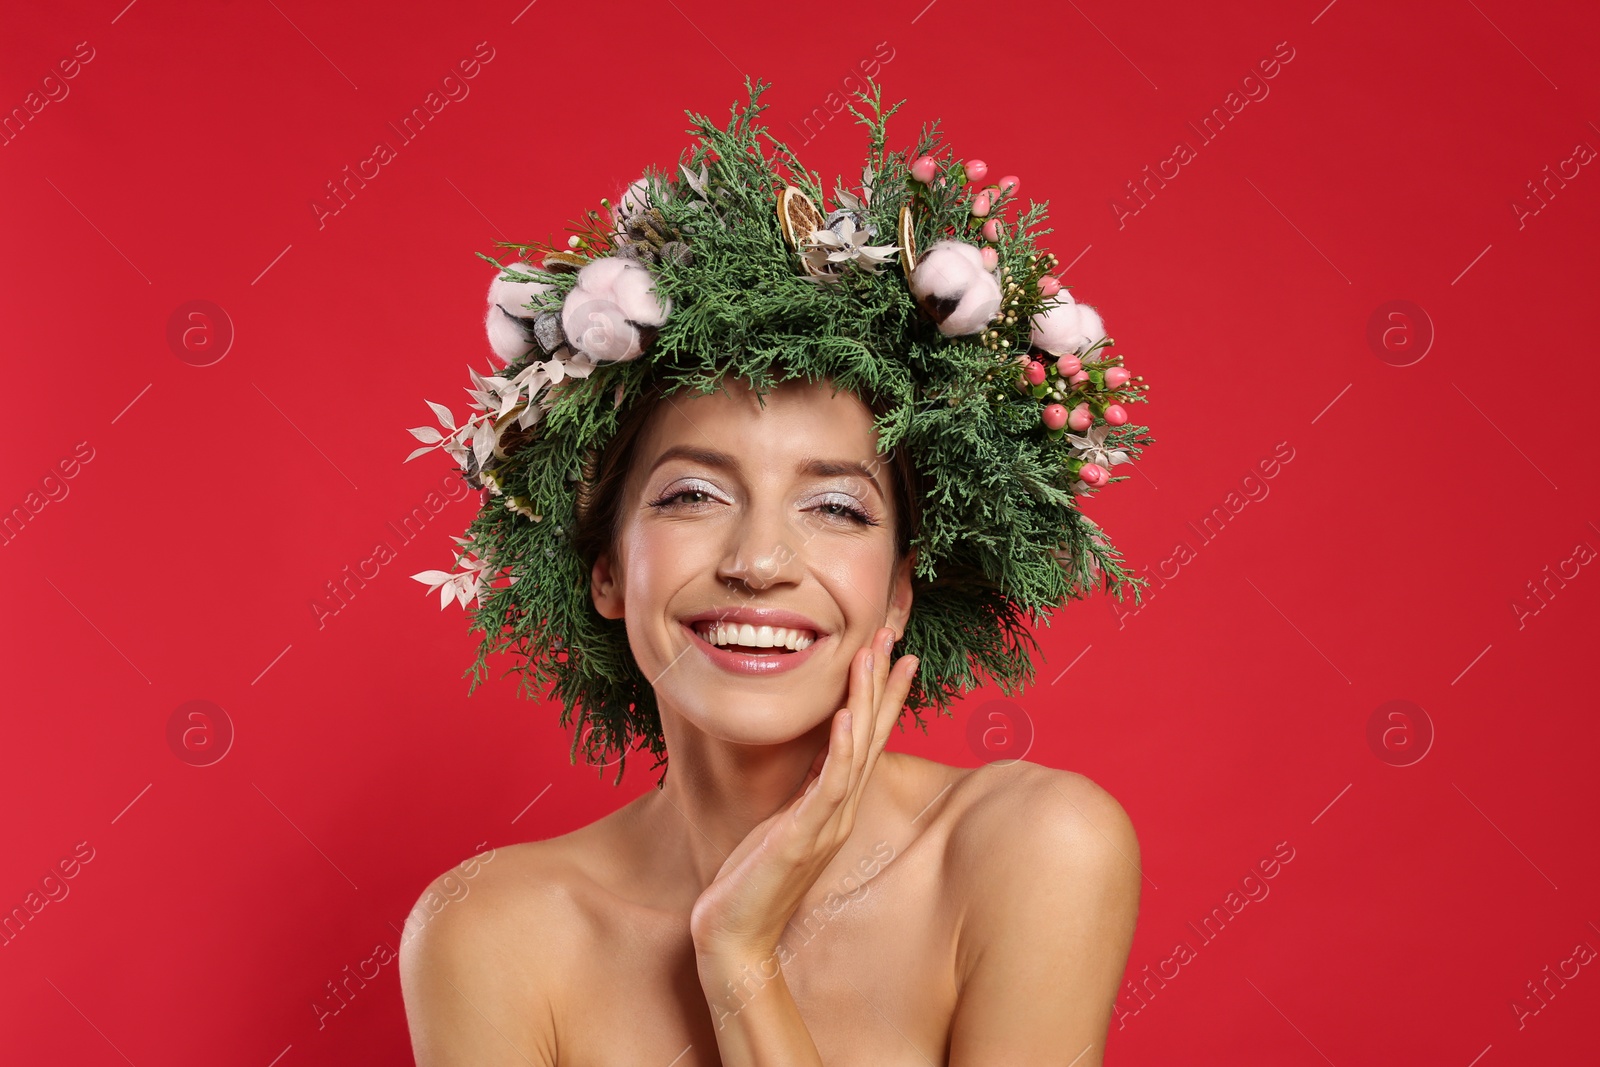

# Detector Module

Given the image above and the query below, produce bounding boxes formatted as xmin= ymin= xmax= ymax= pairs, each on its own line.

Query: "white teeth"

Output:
xmin=692 ymin=621 xmax=817 ymax=651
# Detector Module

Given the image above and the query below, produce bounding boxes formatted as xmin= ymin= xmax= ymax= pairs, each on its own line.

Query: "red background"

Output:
xmin=3 ymin=0 xmax=1597 ymax=1063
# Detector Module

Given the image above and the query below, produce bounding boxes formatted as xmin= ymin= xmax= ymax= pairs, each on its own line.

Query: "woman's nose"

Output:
xmin=717 ymin=509 xmax=805 ymax=591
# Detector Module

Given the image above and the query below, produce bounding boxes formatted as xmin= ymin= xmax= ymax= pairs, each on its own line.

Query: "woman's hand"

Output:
xmin=688 ymin=625 xmax=919 ymax=965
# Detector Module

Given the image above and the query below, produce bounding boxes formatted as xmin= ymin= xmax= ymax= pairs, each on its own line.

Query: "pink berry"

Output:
xmin=965 ymin=159 xmax=989 ymax=183
xmin=998 ymin=174 xmax=1020 ymax=195
xmin=981 ymin=246 xmax=1000 ymax=271
xmin=910 ymin=155 xmax=937 ymax=183
xmin=1025 ymin=360 xmax=1047 ymax=385
xmin=1069 ymin=369 xmax=1090 ymax=384
xmin=982 ymin=218 xmax=1003 ymax=242
xmin=1104 ymin=404 xmax=1129 ymax=425
xmin=1038 ymin=275 xmax=1061 ymax=298
xmin=1068 ymin=402 xmax=1092 ymax=431
xmin=1055 ymin=354 xmax=1081 ymax=376
xmin=1042 ymin=403 xmax=1068 ymax=430
xmin=1104 ymin=366 xmax=1131 ymax=389
xmin=1079 ymin=463 xmax=1109 ymax=487
xmin=971 ymin=191 xmax=992 ymax=217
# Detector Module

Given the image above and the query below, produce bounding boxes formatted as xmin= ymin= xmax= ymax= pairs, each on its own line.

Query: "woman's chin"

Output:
xmin=667 ymin=695 xmax=838 ymax=747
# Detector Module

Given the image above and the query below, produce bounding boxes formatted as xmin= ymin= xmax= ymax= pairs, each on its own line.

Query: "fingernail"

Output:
xmin=883 ymin=632 xmax=894 ymax=655
xmin=841 ymin=710 xmax=852 ymax=729
xmin=865 ymin=651 xmax=875 ymax=672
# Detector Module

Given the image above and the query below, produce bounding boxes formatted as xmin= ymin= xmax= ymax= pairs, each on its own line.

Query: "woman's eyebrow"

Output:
xmin=648 ymin=444 xmax=731 ymax=475
xmin=648 ymin=446 xmax=884 ymax=499
xmin=796 ymin=458 xmax=884 ymax=500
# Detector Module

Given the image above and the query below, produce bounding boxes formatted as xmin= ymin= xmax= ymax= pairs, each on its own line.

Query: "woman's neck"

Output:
xmin=645 ymin=715 xmax=837 ymax=890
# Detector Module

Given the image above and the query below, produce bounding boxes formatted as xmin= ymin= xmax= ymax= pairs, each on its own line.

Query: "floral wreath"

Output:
xmin=405 ymin=76 xmax=1153 ymax=785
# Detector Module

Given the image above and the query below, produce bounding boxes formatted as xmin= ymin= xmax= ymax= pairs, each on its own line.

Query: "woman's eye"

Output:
xmin=651 ymin=488 xmax=717 ymax=508
xmin=816 ymin=501 xmax=874 ymax=525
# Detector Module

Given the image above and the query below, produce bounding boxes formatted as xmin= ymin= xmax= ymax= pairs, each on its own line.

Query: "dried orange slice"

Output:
xmin=540 ymin=251 xmax=588 ymax=273
xmin=898 ymin=201 xmax=918 ymax=274
xmin=777 ymin=185 xmax=826 ymax=250
xmin=492 ymin=402 xmax=534 ymax=459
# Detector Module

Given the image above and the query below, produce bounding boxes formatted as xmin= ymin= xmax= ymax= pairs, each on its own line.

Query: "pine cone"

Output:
xmin=532 ymin=312 xmax=565 ymax=355
xmin=658 ymin=241 xmax=694 ymax=267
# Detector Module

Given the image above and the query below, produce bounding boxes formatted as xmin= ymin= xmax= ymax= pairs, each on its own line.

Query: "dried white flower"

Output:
xmin=800 ymin=213 xmax=899 ymax=278
xmin=1066 ymin=423 xmax=1131 ymax=469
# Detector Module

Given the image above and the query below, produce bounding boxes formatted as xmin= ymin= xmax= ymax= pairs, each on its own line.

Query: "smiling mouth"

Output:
xmin=690 ymin=620 xmax=818 ymax=655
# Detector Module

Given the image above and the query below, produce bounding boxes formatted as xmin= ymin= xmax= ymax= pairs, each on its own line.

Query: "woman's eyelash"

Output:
xmin=815 ymin=499 xmax=877 ymax=526
xmin=648 ymin=488 xmax=719 ymax=509
xmin=646 ymin=486 xmax=878 ymax=526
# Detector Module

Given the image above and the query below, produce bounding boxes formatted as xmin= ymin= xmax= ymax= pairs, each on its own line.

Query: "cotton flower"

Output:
xmin=909 ymin=240 xmax=1002 ymax=337
xmin=560 ymin=256 xmax=671 ymax=363
xmin=1030 ymin=291 xmax=1107 ymax=356
xmin=485 ymin=262 xmax=553 ymax=365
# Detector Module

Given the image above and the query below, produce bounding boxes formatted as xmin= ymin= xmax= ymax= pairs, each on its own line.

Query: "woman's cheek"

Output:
xmin=811 ymin=541 xmax=896 ymax=614
xmin=622 ymin=524 xmax=708 ymax=641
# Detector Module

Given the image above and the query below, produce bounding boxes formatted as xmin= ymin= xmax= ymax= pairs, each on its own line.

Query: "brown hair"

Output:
xmin=572 ymin=377 xmax=922 ymax=575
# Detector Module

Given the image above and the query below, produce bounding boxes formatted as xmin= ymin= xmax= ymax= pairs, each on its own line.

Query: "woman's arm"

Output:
xmin=399 ymin=865 xmax=560 ymax=1067
xmin=688 ymin=626 xmax=919 ymax=1066
xmin=695 ymin=947 xmax=825 ymax=1065
xmin=945 ymin=768 xmax=1142 ymax=1066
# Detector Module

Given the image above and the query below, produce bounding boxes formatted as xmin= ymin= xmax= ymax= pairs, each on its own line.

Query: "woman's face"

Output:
xmin=590 ymin=377 xmax=913 ymax=744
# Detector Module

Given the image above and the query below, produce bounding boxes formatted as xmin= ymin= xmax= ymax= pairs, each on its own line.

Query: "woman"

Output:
xmin=399 ymin=77 xmax=1149 ymax=1065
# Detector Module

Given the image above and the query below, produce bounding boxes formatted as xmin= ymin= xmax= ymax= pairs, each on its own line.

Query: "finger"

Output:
xmin=870 ymin=627 xmax=892 ymax=731
xmin=799 ymin=697 xmax=847 ymax=795
xmin=854 ymin=628 xmax=897 ymax=791
xmin=851 ymin=629 xmax=890 ymax=777
xmin=845 ymin=654 xmax=919 ymax=824
xmin=796 ymin=703 xmax=855 ymax=827
xmin=845 ymin=640 xmax=881 ymax=799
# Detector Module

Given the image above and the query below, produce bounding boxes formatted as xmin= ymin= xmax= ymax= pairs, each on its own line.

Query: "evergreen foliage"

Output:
xmin=413 ymin=76 xmax=1152 ymax=786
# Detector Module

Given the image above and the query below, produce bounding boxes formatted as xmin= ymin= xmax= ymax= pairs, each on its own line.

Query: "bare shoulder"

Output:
xmin=941 ymin=761 xmax=1142 ymax=1064
xmin=947 ymin=758 xmax=1140 ymax=879
xmin=398 ymin=837 xmax=589 ymax=1067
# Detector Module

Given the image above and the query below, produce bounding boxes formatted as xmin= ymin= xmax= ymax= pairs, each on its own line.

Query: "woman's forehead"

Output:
xmin=644 ymin=378 xmax=880 ymax=458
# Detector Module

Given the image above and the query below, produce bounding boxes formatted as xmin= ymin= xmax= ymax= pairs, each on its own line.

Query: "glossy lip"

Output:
xmin=679 ymin=615 xmax=828 ymax=677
